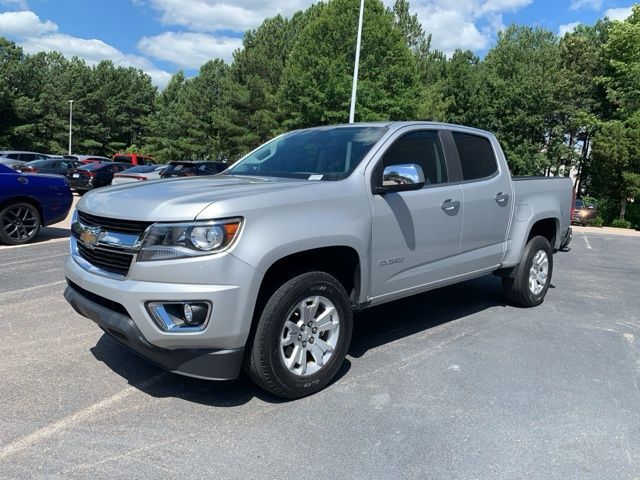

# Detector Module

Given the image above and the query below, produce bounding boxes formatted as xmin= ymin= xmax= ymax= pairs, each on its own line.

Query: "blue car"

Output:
xmin=0 ymin=163 xmax=73 ymax=244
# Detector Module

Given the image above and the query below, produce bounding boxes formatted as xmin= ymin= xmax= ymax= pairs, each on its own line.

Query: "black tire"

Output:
xmin=246 ymin=271 xmax=353 ymax=399
xmin=0 ymin=202 xmax=41 ymax=245
xmin=502 ymin=236 xmax=553 ymax=307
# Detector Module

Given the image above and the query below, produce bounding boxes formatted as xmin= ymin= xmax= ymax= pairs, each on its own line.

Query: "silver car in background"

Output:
xmin=111 ymin=165 xmax=168 ymax=185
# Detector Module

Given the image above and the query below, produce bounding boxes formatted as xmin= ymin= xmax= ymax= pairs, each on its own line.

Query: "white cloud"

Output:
xmin=141 ymin=0 xmax=533 ymax=58
xmin=558 ymin=21 xmax=581 ymax=36
xmin=0 ymin=0 xmax=29 ymax=9
xmin=478 ymin=0 xmax=533 ymax=14
xmin=570 ymin=0 xmax=603 ymax=10
xmin=138 ymin=31 xmax=241 ymax=68
xmin=0 ymin=10 xmax=57 ymax=36
xmin=414 ymin=5 xmax=489 ymax=53
xmin=604 ymin=6 xmax=634 ymax=20
xmin=145 ymin=0 xmax=313 ymax=32
xmin=404 ymin=0 xmax=531 ymax=54
xmin=20 ymin=33 xmax=172 ymax=88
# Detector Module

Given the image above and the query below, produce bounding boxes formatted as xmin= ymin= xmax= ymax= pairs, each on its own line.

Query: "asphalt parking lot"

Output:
xmin=1 ymin=226 xmax=639 ymax=479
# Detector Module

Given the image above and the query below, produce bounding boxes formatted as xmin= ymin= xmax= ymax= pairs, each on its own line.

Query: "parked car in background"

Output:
xmin=0 ymin=164 xmax=72 ymax=245
xmin=65 ymin=155 xmax=112 ymax=164
xmin=0 ymin=151 xmax=49 ymax=163
xmin=160 ymin=160 xmax=227 ymax=178
xmin=112 ymin=153 xmax=155 ymax=166
xmin=66 ymin=162 xmax=130 ymax=193
xmin=571 ymin=198 xmax=597 ymax=226
xmin=0 ymin=158 xmax=26 ymax=169
xmin=111 ymin=165 xmax=168 ymax=185
xmin=14 ymin=158 xmax=81 ymax=176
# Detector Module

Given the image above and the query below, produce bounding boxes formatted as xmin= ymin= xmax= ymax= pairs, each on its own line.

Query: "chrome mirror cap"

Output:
xmin=375 ymin=163 xmax=426 ymax=194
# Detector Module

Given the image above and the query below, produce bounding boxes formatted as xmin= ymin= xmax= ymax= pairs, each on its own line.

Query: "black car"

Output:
xmin=66 ymin=162 xmax=130 ymax=192
xmin=572 ymin=198 xmax=597 ymax=226
xmin=14 ymin=158 xmax=81 ymax=176
xmin=160 ymin=161 xmax=228 ymax=178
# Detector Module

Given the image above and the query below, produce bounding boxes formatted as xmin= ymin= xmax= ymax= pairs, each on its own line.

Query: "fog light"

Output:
xmin=184 ymin=304 xmax=193 ymax=324
xmin=146 ymin=301 xmax=212 ymax=332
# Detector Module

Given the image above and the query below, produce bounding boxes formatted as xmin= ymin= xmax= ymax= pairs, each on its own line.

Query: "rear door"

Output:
xmin=453 ymin=131 xmax=512 ymax=272
xmin=369 ymin=128 xmax=463 ymax=299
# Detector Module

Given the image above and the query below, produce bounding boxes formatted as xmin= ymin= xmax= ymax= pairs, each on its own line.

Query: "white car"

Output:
xmin=111 ymin=165 xmax=167 ymax=185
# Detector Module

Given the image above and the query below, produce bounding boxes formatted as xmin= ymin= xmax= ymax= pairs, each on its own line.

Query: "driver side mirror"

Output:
xmin=374 ymin=164 xmax=425 ymax=195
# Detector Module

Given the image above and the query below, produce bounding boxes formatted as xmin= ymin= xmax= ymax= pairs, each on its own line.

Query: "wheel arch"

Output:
xmin=245 ymin=245 xmax=363 ymax=351
xmin=0 ymin=196 xmax=44 ymax=224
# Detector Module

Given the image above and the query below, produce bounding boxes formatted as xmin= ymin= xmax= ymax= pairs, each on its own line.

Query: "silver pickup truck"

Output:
xmin=64 ymin=122 xmax=573 ymax=398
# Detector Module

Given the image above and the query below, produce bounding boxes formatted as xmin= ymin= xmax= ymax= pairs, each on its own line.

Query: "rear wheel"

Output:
xmin=246 ymin=271 xmax=353 ymax=399
xmin=502 ymin=236 xmax=553 ymax=307
xmin=0 ymin=202 xmax=41 ymax=245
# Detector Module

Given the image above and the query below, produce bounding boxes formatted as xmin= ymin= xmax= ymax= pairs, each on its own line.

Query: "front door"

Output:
xmin=369 ymin=130 xmax=463 ymax=299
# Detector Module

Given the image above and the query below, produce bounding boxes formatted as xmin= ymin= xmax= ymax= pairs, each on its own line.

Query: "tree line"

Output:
xmin=1 ymin=0 xmax=639 ymax=225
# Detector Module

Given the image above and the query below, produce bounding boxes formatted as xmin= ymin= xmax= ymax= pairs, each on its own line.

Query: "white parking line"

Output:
xmin=3 ymin=253 xmax=67 ymax=267
xmin=0 ymin=373 xmax=165 ymax=462
xmin=582 ymin=233 xmax=593 ymax=250
xmin=0 ymin=237 xmax=69 ymax=250
xmin=0 ymin=280 xmax=66 ymax=299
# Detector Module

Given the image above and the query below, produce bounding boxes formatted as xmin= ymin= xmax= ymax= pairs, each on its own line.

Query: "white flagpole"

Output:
xmin=349 ymin=0 xmax=365 ymax=123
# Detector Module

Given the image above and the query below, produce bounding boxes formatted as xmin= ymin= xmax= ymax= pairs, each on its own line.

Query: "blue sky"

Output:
xmin=0 ymin=0 xmax=636 ymax=88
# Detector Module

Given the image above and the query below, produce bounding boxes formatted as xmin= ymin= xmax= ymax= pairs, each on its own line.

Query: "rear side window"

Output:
xmin=113 ymin=155 xmax=133 ymax=164
xmin=452 ymin=132 xmax=497 ymax=181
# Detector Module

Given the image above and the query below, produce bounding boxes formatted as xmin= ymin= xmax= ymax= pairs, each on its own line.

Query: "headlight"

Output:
xmin=138 ymin=218 xmax=242 ymax=261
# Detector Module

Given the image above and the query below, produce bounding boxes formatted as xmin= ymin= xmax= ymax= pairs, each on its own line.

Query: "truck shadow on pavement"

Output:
xmin=90 ymin=274 xmax=508 ymax=406
xmin=349 ymin=274 xmax=507 ymax=358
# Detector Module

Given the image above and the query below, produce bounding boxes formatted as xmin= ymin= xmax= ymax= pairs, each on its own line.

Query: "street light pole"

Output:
xmin=348 ymin=0 xmax=365 ymax=123
xmin=68 ymin=100 xmax=74 ymax=155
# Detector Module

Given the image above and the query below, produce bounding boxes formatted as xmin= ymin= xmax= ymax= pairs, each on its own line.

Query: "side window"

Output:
xmin=7 ymin=153 xmax=20 ymax=160
xmin=381 ymin=130 xmax=447 ymax=185
xmin=452 ymin=132 xmax=497 ymax=181
xmin=20 ymin=154 xmax=35 ymax=161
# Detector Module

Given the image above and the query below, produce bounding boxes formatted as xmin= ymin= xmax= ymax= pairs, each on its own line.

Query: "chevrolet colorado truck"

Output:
xmin=64 ymin=122 xmax=573 ymax=399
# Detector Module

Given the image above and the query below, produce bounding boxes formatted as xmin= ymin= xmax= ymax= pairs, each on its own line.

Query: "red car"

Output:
xmin=112 ymin=153 xmax=155 ymax=166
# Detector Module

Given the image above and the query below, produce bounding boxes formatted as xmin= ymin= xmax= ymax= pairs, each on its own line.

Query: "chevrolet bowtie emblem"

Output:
xmin=79 ymin=226 xmax=102 ymax=247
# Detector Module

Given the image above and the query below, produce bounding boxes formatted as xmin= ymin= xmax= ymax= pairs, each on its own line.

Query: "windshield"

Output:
xmin=227 ymin=126 xmax=387 ymax=180
xmin=113 ymin=155 xmax=132 ymax=163
xmin=24 ymin=160 xmax=50 ymax=167
xmin=79 ymin=162 xmax=114 ymax=171
xmin=121 ymin=165 xmax=157 ymax=174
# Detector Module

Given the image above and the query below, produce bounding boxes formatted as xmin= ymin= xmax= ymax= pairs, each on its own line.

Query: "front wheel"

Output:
xmin=0 ymin=202 xmax=41 ymax=245
xmin=502 ymin=236 xmax=553 ymax=307
xmin=246 ymin=271 xmax=353 ymax=399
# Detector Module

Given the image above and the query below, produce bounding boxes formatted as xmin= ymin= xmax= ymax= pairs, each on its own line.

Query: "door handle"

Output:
xmin=495 ymin=192 xmax=509 ymax=206
xmin=441 ymin=199 xmax=460 ymax=213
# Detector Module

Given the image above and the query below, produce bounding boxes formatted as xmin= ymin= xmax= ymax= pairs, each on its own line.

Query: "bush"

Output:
xmin=591 ymin=216 xmax=604 ymax=227
xmin=611 ymin=218 xmax=632 ymax=229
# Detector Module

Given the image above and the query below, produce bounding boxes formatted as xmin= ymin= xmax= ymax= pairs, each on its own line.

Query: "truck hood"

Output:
xmin=77 ymin=175 xmax=310 ymax=221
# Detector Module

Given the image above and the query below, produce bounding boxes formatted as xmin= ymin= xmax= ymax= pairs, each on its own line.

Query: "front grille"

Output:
xmin=78 ymin=211 xmax=151 ymax=234
xmin=77 ymin=243 xmax=134 ymax=277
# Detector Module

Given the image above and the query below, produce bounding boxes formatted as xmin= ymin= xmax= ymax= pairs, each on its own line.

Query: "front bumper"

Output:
xmin=65 ymin=281 xmax=244 ymax=380
xmin=64 ymin=251 xmax=259 ymax=350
